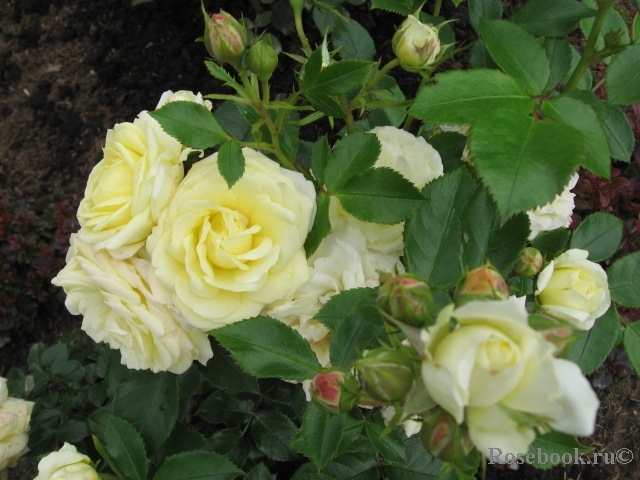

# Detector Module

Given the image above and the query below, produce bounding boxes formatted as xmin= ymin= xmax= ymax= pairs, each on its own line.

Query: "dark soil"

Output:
xmin=1 ymin=1 xmax=639 ymax=479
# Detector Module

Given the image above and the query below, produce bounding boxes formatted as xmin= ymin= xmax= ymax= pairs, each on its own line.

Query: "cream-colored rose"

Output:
xmin=34 ymin=443 xmax=98 ymax=480
xmin=76 ymin=111 xmax=185 ymax=259
xmin=52 ymin=234 xmax=213 ymax=374
xmin=535 ymin=248 xmax=610 ymax=330
xmin=263 ymin=226 xmax=403 ymax=365
xmin=0 ymin=378 xmax=34 ymax=471
xmin=392 ymin=15 xmax=441 ymax=71
xmin=527 ymin=173 xmax=579 ymax=240
xmin=156 ymin=90 xmax=213 ymax=110
xmin=329 ymin=127 xmax=443 ymax=255
xmin=146 ymin=148 xmax=316 ymax=331
xmin=421 ymin=299 xmax=598 ymax=458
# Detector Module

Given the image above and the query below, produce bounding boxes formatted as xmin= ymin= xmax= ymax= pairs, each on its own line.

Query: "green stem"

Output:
xmin=564 ymin=0 xmax=616 ymax=92
xmin=261 ymin=80 xmax=270 ymax=103
xmin=370 ymin=58 xmax=401 ymax=90
xmin=294 ymin=11 xmax=312 ymax=53
xmin=433 ymin=0 xmax=443 ymax=17
xmin=340 ymin=95 xmax=357 ymax=133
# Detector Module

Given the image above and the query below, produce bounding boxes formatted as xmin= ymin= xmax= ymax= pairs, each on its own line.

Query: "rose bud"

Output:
xmin=355 ymin=347 xmax=417 ymax=403
xmin=528 ymin=314 xmax=580 ymax=356
xmin=202 ymin=8 xmax=249 ymax=69
xmin=377 ymin=272 xmax=435 ymax=328
xmin=392 ymin=15 xmax=441 ymax=72
xmin=246 ymin=35 xmax=279 ymax=81
xmin=310 ymin=369 xmax=361 ymax=415
xmin=421 ymin=408 xmax=474 ymax=463
xmin=455 ymin=265 xmax=509 ymax=305
xmin=515 ymin=247 xmax=544 ymax=277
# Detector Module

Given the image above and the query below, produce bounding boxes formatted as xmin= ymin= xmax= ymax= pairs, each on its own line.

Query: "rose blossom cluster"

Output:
xmin=0 ymin=377 xmax=34 ymax=473
xmin=53 ymin=92 xmax=444 ymax=372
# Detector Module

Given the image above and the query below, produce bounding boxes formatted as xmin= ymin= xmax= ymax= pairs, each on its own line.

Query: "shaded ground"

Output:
xmin=1 ymin=0 xmax=639 ymax=479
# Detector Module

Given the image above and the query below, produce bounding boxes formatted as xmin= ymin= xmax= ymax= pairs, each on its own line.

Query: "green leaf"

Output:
xmin=303 ymin=60 xmax=374 ymax=95
xmin=149 ymin=101 xmax=228 ymax=149
xmin=633 ymin=11 xmax=640 ymax=43
xmin=103 ymin=416 xmax=148 ymax=480
xmin=217 ymin=141 xmax=245 ymax=188
xmin=292 ymin=404 xmax=363 ymax=470
xmin=428 ymin=131 xmax=467 ymax=173
xmin=543 ymin=38 xmax=573 ymax=93
xmin=370 ymin=0 xmax=423 ymax=15
xmin=153 ymin=451 xmax=243 ymax=480
xmin=311 ymin=136 xmax=330 ymax=185
xmin=315 ymin=287 xmax=377 ymax=332
xmin=205 ymin=60 xmax=241 ymax=89
xmin=304 ymin=195 xmax=332 ymax=257
xmin=511 ymin=0 xmax=596 ymax=36
xmin=563 ymin=44 xmax=593 ymax=90
xmin=468 ymin=40 xmax=499 ymax=69
xmin=531 ymin=229 xmax=571 ymax=259
xmin=324 ymin=132 xmax=380 ymax=190
xmin=623 ymin=321 xmax=640 ymax=376
xmin=382 ymin=435 xmax=441 ymax=479
xmin=607 ymin=251 xmax=640 ymax=307
xmin=526 ymin=432 xmax=592 ymax=469
xmin=292 ymin=453 xmax=378 ymax=480
xmin=468 ymin=0 xmax=503 ymax=32
xmin=469 ymin=108 xmax=584 ymax=219
xmin=304 ymin=94 xmax=347 ymax=119
xmin=198 ymin=339 xmax=260 ymax=394
xmin=250 ymin=410 xmax=299 ymax=462
xmin=605 ymin=44 xmax=640 ymax=105
xmin=404 ymin=168 xmax=477 ymax=289
xmin=568 ymin=306 xmax=621 ymax=374
xmin=364 ymin=419 xmax=407 ymax=465
xmin=214 ymin=101 xmax=253 ymax=142
xmin=246 ymin=463 xmax=276 ymax=480
xmin=581 ymin=0 xmax=630 ymax=58
xmin=570 ymin=212 xmax=623 ymax=262
xmin=333 ymin=18 xmax=375 ymax=61
xmin=111 ymin=370 xmax=178 ymax=454
xmin=540 ymin=96 xmax=611 ymax=178
xmin=211 ymin=316 xmax=322 ymax=381
xmin=335 ymin=168 xmax=425 ymax=224
xmin=479 ymin=19 xmax=550 ymax=95
xmin=410 ymin=69 xmax=534 ymax=125
xmin=329 ymin=306 xmax=385 ymax=369
xmin=301 ymin=47 xmax=324 ymax=92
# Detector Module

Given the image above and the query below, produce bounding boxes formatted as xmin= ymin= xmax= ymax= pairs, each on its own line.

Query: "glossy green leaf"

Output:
xmin=149 ymin=101 xmax=228 ymax=149
xmin=324 ymin=132 xmax=380 ymax=190
xmin=527 ymin=432 xmax=592 ymax=469
xmin=469 ymin=108 xmax=584 ymax=219
xmin=382 ymin=435 xmax=442 ymax=479
xmin=303 ymin=60 xmax=374 ymax=95
xmin=333 ymin=18 xmax=375 ymax=60
xmin=540 ymin=96 xmax=611 ymax=178
xmin=468 ymin=0 xmax=503 ymax=32
xmin=511 ymin=0 xmax=596 ymax=36
xmin=410 ymin=69 xmax=534 ymax=125
xmin=211 ymin=316 xmax=322 ymax=381
xmin=311 ymin=136 xmax=330 ymax=185
xmin=153 ymin=451 xmax=243 ymax=480
xmin=563 ymin=44 xmax=593 ymax=90
xmin=531 ymin=229 xmax=571 ymax=259
xmin=543 ymin=38 xmax=573 ymax=93
xmin=468 ymin=40 xmax=499 ymax=69
xmin=329 ymin=305 xmax=385 ymax=369
xmin=292 ymin=453 xmax=378 ymax=480
xmin=198 ymin=340 xmax=260 ymax=394
xmin=250 ymin=410 xmax=299 ymax=462
xmin=364 ymin=420 xmax=406 ymax=465
xmin=570 ymin=212 xmax=623 ymax=262
xmin=605 ymin=44 xmax=640 ymax=105
xmin=568 ymin=307 xmax=621 ymax=374
xmin=607 ymin=251 xmax=640 ymax=307
xmin=315 ymin=287 xmax=377 ymax=332
xmin=370 ymin=0 xmax=423 ymax=14
xmin=103 ymin=416 xmax=148 ymax=480
xmin=246 ymin=463 xmax=276 ymax=480
xmin=404 ymin=168 xmax=477 ymax=289
xmin=217 ymin=141 xmax=245 ymax=188
xmin=335 ymin=168 xmax=425 ymax=224
xmin=479 ymin=19 xmax=550 ymax=94
xmin=623 ymin=321 xmax=640 ymax=376
xmin=304 ymin=195 xmax=331 ymax=257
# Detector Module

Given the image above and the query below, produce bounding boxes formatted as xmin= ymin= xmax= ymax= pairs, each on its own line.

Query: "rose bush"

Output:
xmin=421 ymin=299 xmax=599 ymax=458
xmin=0 ymin=377 xmax=34 ymax=472
xmin=146 ymin=147 xmax=316 ymax=331
xmin=535 ymin=248 xmax=611 ymax=330
xmin=34 ymin=443 xmax=98 ymax=480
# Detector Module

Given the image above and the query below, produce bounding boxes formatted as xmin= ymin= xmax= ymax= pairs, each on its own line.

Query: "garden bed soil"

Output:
xmin=1 ymin=1 xmax=639 ymax=479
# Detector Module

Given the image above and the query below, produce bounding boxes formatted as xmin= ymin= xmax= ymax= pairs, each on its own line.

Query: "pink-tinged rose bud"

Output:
xmin=515 ymin=247 xmax=544 ymax=277
xmin=528 ymin=314 xmax=580 ymax=356
xmin=455 ymin=265 xmax=509 ymax=305
xmin=378 ymin=272 xmax=435 ymax=327
xmin=421 ymin=408 xmax=475 ymax=463
xmin=310 ymin=369 xmax=361 ymax=415
xmin=246 ymin=35 xmax=279 ymax=81
xmin=355 ymin=347 xmax=417 ymax=403
xmin=392 ymin=15 xmax=441 ymax=72
xmin=202 ymin=9 xmax=249 ymax=69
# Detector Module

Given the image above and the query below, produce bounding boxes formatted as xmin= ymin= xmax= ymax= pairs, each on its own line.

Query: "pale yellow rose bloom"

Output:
xmin=527 ymin=173 xmax=579 ymax=240
xmin=329 ymin=127 xmax=443 ymax=255
xmin=34 ymin=443 xmax=98 ymax=480
xmin=156 ymin=89 xmax=213 ymax=110
xmin=52 ymin=234 xmax=213 ymax=374
xmin=76 ymin=111 xmax=185 ymax=259
xmin=535 ymin=248 xmax=610 ymax=330
xmin=147 ymin=148 xmax=316 ymax=331
xmin=421 ymin=299 xmax=599 ymax=458
xmin=0 ymin=378 xmax=34 ymax=471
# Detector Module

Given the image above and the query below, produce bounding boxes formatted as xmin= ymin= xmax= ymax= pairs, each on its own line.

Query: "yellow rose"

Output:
xmin=76 ymin=111 xmax=185 ymax=259
xmin=52 ymin=234 xmax=213 ymax=374
xmin=34 ymin=443 xmax=98 ymax=480
xmin=535 ymin=248 xmax=611 ymax=330
xmin=421 ymin=299 xmax=598 ymax=458
xmin=0 ymin=378 xmax=34 ymax=471
xmin=147 ymin=148 xmax=316 ymax=331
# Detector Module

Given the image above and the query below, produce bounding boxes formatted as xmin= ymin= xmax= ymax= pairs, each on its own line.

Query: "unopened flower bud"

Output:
xmin=247 ymin=35 xmax=279 ymax=81
xmin=528 ymin=314 xmax=580 ymax=356
xmin=203 ymin=9 xmax=249 ymax=69
xmin=421 ymin=408 xmax=474 ymax=463
xmin=515 ymin=247 xmax=544 ymax=277
xmin=378 ymin=273 xmax=435 ymax=327
xmin=355 ymin=347 xmax=417 ymax=403
xmin=310 ymin=369 xmax=361 ymax=415
xmin=455 ymin=265 xmax=509 ymax=305
xmin=392 ymin=15 xmax=441 ymax=72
